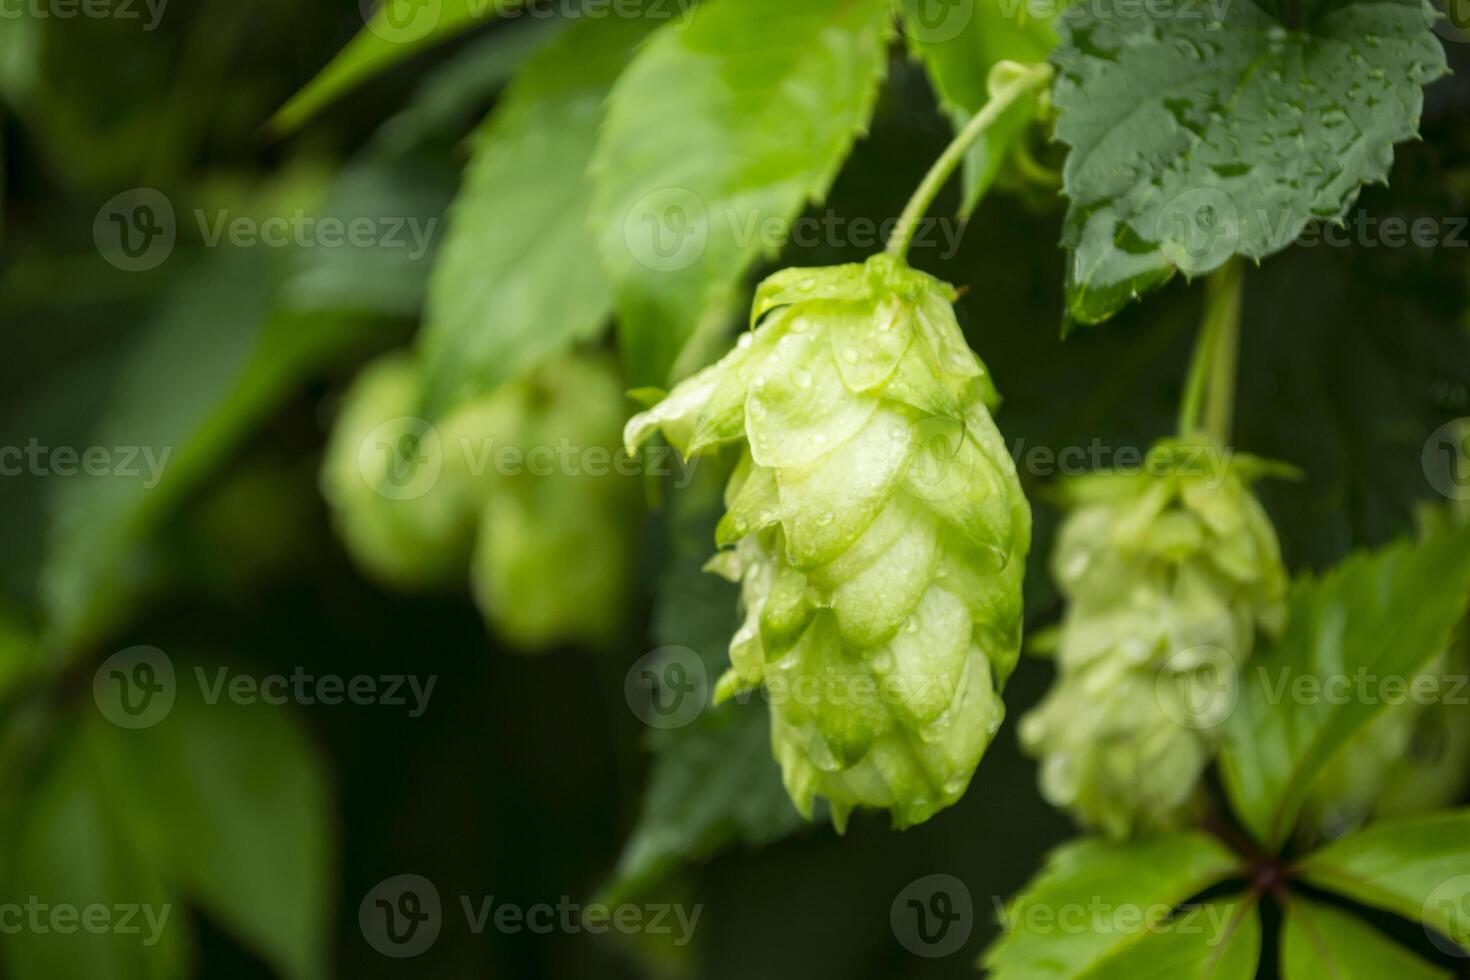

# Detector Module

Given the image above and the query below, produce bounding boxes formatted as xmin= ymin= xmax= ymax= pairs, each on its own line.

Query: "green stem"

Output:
xmin=885 ymin=62 xmax=1054 ymax=263
xmin=1178 ymin=262 xmax=1245 ymax=441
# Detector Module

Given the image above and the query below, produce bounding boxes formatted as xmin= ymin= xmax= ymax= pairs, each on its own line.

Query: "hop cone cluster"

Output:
xmin=626 ymin=255 xmax=1030 ymax=829
xmin=1020 ymin=440 xmax=1289 ymax=839
xmin=1300 ymin=501 xmax=1470 ymax=841
xmin=322 ymin=351 xmax=638 ymax=650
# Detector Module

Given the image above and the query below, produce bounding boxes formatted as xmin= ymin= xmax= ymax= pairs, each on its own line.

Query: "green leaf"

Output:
xmin=1219 ymin=525 xmax=1470 ymax=850
xmin=1052 ymin=0 xmax=1447 ymax=325
xmin=0 ymin=8 xmax=42 ymax=106
xmin=1281 ymin=895 xmax=1450 ymax=979
xmin=272 ymin=0 xmax=523 ymax=133
xmin=1 ymin=721 xmax=188 ymax=980
xmin=1298 ymin=809 xmax=1470 ymax=956
xmin=602 ymin=472 xmax=804 ymax=904
xmin=590 ymin=0 xmax=893 ymax=384
xmin=1075 ymin=897 xmax=1261 ymax=980
xmin=983 ymin=832 xmax=1243 ymax=978
xmin=38 ymin=250 xmax=384 ymax=653
xmin=96 ymin=671 xmax=335 ymax=980
xmin=419 ymin=14 xmax=653 ymax=417
xmin=372 ymin=17 xmax=560 ymax=153
xmin=281 ymin=149 xmax=455 ymax=319
xmin=900 ymin=0 xmax=1057 ymax=216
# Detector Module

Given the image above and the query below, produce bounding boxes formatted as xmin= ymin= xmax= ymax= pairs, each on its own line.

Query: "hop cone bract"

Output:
xmin=626 ymin=255 xmax=1030 ymax=829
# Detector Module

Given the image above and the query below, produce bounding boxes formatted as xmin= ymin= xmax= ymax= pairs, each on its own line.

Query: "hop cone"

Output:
xmin=626 ymin=255 xmax=1030 ymax=829
xmin=320 ymin=352 xmax=477 ymax=591
xmin=1300 ymin=502 xmax=1470 ymax=841
xmin=1020 ymin=439 xmax=1289 ymax=838
xmin=462 ymin=355 xmax=640 ymax=650
xmin=323 ymin=351 xmax=638 ymax=650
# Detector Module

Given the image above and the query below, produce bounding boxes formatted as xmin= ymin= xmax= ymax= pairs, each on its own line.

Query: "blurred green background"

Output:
xmin=2 ymin=2 xmax=1469 ymax=977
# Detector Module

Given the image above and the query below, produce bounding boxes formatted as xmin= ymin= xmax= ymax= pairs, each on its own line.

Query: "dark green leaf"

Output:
xmin=602 ymin=471 xmax=803 ymax=904
xmin=1220 ymin=525 xmax=1470 ymax=850
xmin=38 ymin=250 xmax=383 ymax=653
xmin=591 ymin=0 xmax=893 ymax=384
xmin=983 ymin=832 xmax=1243 ymax=978
xmin=281 ymin=150 xmax=455 ymax=319
xmin=272 ymin=0 xmax=523 ymax=133
xmin=1 ymin=722 xmax=188 ymax=980
xmin=1053 ymin=0 xmax=1446 ymax=324
xmin=96 ymin=672 xmax=335 ymax=980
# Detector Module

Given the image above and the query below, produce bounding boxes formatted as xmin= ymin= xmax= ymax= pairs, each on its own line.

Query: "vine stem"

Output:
xmin=885 ymin=62 xmax=1054 ymax=263
xmin=1178 ymin=261 xmax=1245 ymax=443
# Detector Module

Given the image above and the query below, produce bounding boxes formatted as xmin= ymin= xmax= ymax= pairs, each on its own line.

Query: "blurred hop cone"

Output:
xmin=457 ymin=355 xmax=640 ymax=652
xmin=1019 ymin=439 xmax=1290 ymax=839
xmin=321 ymin=352 xmax=477 ymax=591
xmin=625 ymin=255 xmax=1030 ymax=830
xmin=322 ymin=351 xmax=639 ymax=652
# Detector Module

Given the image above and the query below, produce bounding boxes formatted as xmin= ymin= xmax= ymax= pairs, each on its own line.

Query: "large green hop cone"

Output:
xmin=1020 ymin=439 xmax=1289 ymax=838
xmin=626 ymin=255 xmax=1030 ymax=829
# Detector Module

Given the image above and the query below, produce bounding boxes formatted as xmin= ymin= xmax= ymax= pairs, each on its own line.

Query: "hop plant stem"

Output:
xmin=1178 ymin=261 xmax=1244 ymax=443
xmin=885 ymin=62 xmax=1054 ymax=264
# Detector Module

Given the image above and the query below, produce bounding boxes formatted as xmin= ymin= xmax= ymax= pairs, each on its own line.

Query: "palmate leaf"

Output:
xmin=418 ymin=14 xmax=653 ymax=418
xmin=1053 ymin=0 xmax=1446 ymax=325
xmin=1281 ymin=895 xmax=1450 ymax=979
xmin=1073 ymin=897 xmax=1262 ymax=980
xmin=1298 ymin=809 xmax=1470 ymax=956
xmin=900 ymin=0 xmax=1058 ymax=216
xmin=590 ymin=0 xmax=893 ymax=385
xmin=1219 ymin=525 xmax=1470 ymax=851
xmin=982 ymin=832 xmax=1243 ymax=978
xmin=272 ymin=0 xmax=523 ymax=133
